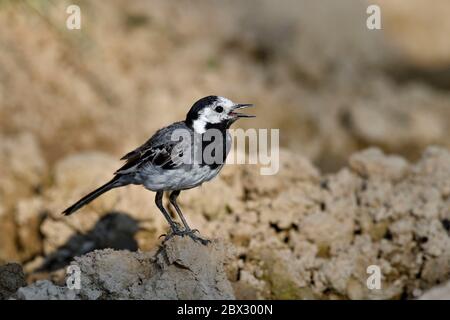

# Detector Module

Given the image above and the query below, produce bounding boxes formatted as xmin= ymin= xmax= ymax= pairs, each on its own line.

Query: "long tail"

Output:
xmin=62 ymin=176 xmax=122 ymax=216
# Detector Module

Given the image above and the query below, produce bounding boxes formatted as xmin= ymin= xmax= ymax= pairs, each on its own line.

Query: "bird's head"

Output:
xmin=186 ymin=96 xmax=254 ymax=133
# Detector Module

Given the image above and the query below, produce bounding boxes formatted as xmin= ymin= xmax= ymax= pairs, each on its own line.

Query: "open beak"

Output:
xmin=230 ymin=103 xmax=255 ymax=118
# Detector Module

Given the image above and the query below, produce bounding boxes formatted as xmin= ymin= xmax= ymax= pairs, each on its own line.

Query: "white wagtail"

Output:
xmin=62 ymin=96 xmax=254 ymax=244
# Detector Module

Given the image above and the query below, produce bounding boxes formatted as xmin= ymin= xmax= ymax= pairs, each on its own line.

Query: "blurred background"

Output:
xmin=0 ymin=0 xmax=449 ymax=299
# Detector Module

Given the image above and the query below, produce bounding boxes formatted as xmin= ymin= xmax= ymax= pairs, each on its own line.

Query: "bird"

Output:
xmin=62 ymin=96 xmax=254 ymax=245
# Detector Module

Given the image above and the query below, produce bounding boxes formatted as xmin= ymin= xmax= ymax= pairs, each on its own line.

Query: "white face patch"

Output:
xmin=192 ymin=96 xmax=235 ymax=134
xmin=192 ymin=118 xmax=207 ymax=134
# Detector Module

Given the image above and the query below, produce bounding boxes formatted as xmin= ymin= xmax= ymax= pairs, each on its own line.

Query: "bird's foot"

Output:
xmin=179 ymin=229 xmax=211 ymax=245
xmin=158 ymin=222 xmax=183 ymax=241
xmin=160 ymin=228 xmax=210 ymax=245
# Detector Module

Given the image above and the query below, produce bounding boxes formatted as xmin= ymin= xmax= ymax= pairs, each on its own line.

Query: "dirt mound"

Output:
xmin=4 ymin=146 xmax=448 ymax=300
xmin=15 ymin=237 xmax=234 ymax=300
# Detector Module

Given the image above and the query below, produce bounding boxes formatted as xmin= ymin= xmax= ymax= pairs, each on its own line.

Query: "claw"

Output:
xmin=159 ymin=228 xmax=210 ymax=246
xmin=184 ymin=230 xmax=210 ymax=245
xmin=193 ymin=237 xmax=211 ymax=246
xmin=159 ymin=233 xmax=175 ymax=241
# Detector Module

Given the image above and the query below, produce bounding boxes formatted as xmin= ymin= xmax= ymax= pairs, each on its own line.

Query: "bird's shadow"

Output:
xmin=35 ymin=212 xmax=139 ymax=273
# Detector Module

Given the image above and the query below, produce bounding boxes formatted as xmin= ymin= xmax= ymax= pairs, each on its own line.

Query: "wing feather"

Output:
xmin=115 ymin=122 xmax=190 ymax=174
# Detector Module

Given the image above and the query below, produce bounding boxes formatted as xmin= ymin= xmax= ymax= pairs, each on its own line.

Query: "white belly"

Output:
xmin=138 ymin=164 xmax=223 ymax=191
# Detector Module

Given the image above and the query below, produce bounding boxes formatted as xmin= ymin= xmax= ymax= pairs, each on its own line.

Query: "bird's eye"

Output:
xmin=215 ymin=106 xmax=224 ymax=113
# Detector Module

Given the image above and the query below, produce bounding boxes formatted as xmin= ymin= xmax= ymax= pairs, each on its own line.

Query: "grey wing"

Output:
xmin=115 ymin=123 xmax=191 ymax=174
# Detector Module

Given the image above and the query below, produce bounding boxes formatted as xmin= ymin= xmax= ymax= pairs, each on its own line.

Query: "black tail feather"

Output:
xmin=62 ymin=177 xmax=122 ymax=216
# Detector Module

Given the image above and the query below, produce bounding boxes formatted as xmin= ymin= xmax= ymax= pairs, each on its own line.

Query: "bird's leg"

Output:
xmin=155 ymin=191 xmax=181 ymax=235
xmin=169 ymin=190 xmax=210 ymax=245
xmin=169 ymin=190 xmax=193 ymax=232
